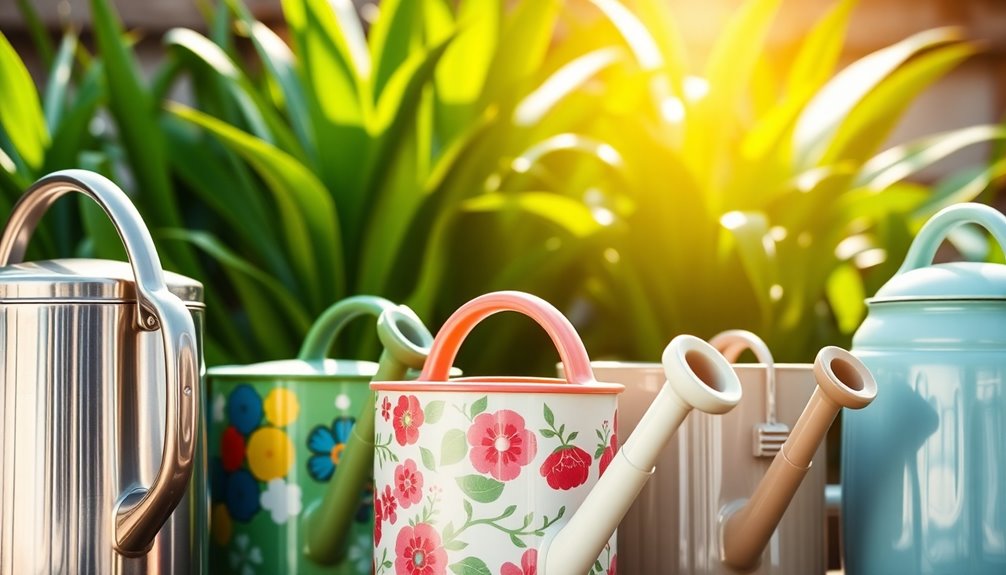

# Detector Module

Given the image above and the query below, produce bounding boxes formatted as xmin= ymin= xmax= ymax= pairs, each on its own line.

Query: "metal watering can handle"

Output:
xmin=708 ymin=330 xmax=788 ymax=457
xmin=709 ymin=330 xmax=777 ymax=422
xmin=299 ymin=296 xmax=434 ymax=566
xmin=420 ymin=290 xmax=596 ymax=384
xmin=0 ymin=169 xmax=199 ymax=557
xmin=898 ymin=202 xmax=1006 ymax=275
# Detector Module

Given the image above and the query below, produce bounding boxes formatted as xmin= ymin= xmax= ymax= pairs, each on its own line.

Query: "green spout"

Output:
xmin=300 ymin=298 xmax=433 ymax=566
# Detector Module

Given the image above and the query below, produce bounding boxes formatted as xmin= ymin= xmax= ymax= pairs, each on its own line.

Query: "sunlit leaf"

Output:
xmin=793 ymin=27 xmax=963 ymax=169
xmin=0 ymin=30 xmax=49 ymax=170
xmin=826 ymin=263 xmax=866 ymax=333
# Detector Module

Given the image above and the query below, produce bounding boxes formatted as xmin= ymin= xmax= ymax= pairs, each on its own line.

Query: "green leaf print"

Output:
xmin=420 ymin=446 xmax=436 ymax=471
xmin=456 ymin=474 xmax=504 ymax=503
xmin=449 ymin=557 xmax=491 ymax=575
xmin=469 ymin=396 xmax=488 ymax=419
xmin=440 ymin=428 xmax=468 ymax=466
xmin=425 ymin=400 xmax=446 ymax=424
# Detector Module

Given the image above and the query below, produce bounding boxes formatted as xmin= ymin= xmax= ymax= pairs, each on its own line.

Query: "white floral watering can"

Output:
xmin=370 ymin=291 xmax=743 ymax=575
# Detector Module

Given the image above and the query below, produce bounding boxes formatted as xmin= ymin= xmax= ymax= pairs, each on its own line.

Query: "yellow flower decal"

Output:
xmin=211 ymin=503 xmax=232 ymax=546
xmin=247 ymin=427 xmax=295 ymax=481
xmin=263 ymin=387 xmax=300 ymax=427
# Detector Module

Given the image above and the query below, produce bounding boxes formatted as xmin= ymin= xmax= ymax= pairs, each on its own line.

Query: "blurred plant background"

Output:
xmin=1 ymin=0 xmax=1005 ymax=374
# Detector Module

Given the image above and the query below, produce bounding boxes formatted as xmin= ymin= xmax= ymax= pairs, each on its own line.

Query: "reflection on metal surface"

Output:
xmin=0 ymin=170 xmax=207 ymax=574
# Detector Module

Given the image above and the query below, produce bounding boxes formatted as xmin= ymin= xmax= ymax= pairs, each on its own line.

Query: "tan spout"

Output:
xmin=720 ymin=346 xmax=877 ymax=572
xmin=542 ymin=335 xmax=742 ymax=575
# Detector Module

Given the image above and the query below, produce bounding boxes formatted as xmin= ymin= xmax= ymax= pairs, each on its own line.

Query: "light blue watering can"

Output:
xmin=843 ymin=203 xmax=1006 ymax=574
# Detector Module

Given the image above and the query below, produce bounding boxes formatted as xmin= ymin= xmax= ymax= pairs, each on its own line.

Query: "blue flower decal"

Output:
xmin=225 ymin=469 xmax=260 ymax=522
xmin=227 ymin=384 xmax=263 ymax=435
xmin=306 ymin=416 xmax=356 ymax=482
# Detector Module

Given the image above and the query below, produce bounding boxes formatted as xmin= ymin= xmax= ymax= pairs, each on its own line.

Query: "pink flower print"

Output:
xmin=381 ymin=396 xmax=393 ymax=421
xmin=393 ymin=459 xmax=424 ymax=509
xmin=395 ymin=523 xmax=447 ymax=575
xmin=500 ymin=548 xmax=537 ymax=575
xmin=374 ymin=497 xmax=384 ymax=545
xmin=381 ymin=485 xmax=398 ymax=524
xmin=393 ymin=395 xmax=424 ymax=446
xmin=608 ymin=553 xmax=617 ymax=575
xmin=467 ymin=409 xmax=538 ymax=482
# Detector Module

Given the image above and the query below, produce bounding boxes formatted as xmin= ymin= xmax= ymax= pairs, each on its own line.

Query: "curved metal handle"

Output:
xmin=419 ymin=291 xmax=595 ymax=384
xmin=897 ymin=202 xmax=1006 ymax=275
xmin=0 ymin=169 xmax=199 ymax=556
xmin=709 ymin=330 xmax=778 ymax=424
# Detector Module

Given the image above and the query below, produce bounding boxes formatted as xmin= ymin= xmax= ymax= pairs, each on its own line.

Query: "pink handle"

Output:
xmin=419 ymin=291 xmax=596 ymax=385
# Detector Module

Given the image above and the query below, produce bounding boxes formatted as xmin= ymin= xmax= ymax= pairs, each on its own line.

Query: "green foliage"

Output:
xmin=1 ymin=0 xmax=615 ymax=372
xmin=1 ymin=0 xmax=1003 ymax=372
xmin=555 ymin=0 xmax=1006 ymax=361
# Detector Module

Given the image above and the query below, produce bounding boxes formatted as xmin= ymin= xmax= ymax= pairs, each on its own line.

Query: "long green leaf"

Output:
xmin=822 ymin=43 xmax=975 ymax=166
xmin=461 ymin=192 xmax=602 ymax=239
xmin=513 ymin=48 xmax=623 ymax=128
xmin=740 ymin=0 xmax=855 ymax=162
xmin=629 ymin=0 xmax=690 ymax=89
xmin=282 ymin=0 xmax=367 ymax=124
xmin=356 ymin=34 xmax=454 ymax=288
xmin=168 ymin=103 xmax=343 ymax=306
xmin=857 ymin=125 xmax=1006 ymax=189
xmin=90 ymin=0 xmax=196 ymax=278
xmin=786 ymin=0 xmax=856 ymax=98
xmin=793 ymin=27 xmax=963 ymax=169
xmin=44 ymin=61 xmax=104 ymax=171
xmin=164 ymin=28 xmax=304 ymax=158
xmin=161 ymin=229 xmax=313 ymax=334
xmin=719 ymin=210 xmax=776 ymax=327
xmin=236 ymin=11 xmax=315 ymax=161
xmin=161 ymin=115 xmax=290 ymax=279
xmin=0 ymin=30 xmax=49 ymax=170
xmin=14 ymin=0 xmax=54 ymax=67
xmin=368 ymin=0 xmax=423 ymax=101
xmin=479 ymin=0 xmax=561 ymax=106
xmin=431 ymin=0 xmax=498 ymax=142
xmin=43 ymin=33 xmax=79 ymax=132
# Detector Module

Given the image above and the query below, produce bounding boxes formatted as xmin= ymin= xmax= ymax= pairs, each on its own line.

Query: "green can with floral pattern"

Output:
xmin=207 ymin=296 xmax=435 ymax=574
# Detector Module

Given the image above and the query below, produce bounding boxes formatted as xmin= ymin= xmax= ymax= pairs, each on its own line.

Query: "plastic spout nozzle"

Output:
xmin=542 ymin=336 xmax=742 ymax=575
xmin=720 ymin=346 xmax=877 ymax=572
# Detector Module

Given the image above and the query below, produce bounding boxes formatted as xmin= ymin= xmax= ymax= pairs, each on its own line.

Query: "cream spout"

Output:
xmin=719 ymin=346 xmax=877 ymax=572
xmin=541 ymin=335 xmax=742 ymax=575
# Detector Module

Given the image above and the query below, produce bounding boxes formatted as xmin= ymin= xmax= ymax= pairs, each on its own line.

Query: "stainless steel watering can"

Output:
xmin=0 ymin=170 xmax=205 ymax=574
xmin=844 ymin=203 xmax=1006 ymax=574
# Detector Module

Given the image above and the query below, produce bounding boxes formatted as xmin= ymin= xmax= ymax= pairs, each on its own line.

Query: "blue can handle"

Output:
xmin=897 ymin=203 xmax=1006 ymax=275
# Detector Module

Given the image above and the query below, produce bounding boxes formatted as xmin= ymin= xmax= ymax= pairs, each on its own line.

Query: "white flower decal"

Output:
xmin=259 ymin=478 xmax=303 ymax=524
xmin=213 ymin=392 xmax=226 ymax=423
xmin=230 ymin=533 xmax=263 ymax=575
xmin=335 ymin=393 xmax=352 ymax=411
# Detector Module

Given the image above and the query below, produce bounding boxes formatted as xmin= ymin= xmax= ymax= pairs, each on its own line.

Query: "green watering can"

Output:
xmin=206 ymin=296 xmax=434 ymax=574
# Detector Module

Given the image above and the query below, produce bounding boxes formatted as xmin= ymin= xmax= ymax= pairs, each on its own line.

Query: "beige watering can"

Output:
xmin=577 ymin=330 xmax=877 ymax=574
xmin=369 ymin=291 xmax=744 ymax=575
